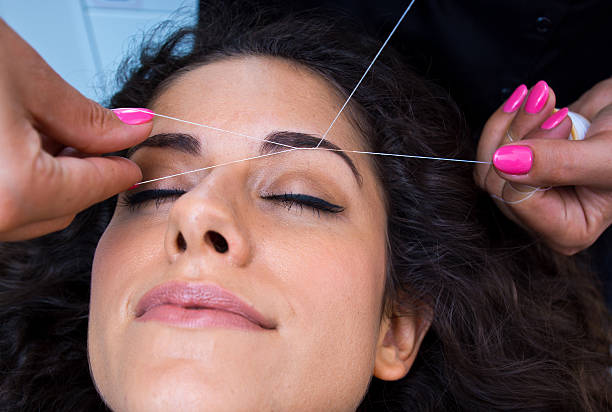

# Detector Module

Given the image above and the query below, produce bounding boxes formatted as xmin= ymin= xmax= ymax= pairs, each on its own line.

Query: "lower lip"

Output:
xmin=137 ymin=305 xmax=263 ymax=331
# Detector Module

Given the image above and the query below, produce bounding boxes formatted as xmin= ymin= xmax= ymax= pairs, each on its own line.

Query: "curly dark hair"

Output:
xmin=1 ymin=2 xmax=610 ymax=411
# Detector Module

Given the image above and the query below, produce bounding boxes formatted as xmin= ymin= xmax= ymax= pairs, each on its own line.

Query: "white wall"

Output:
xmin=0 ymin=0 xmax=198 ymax=102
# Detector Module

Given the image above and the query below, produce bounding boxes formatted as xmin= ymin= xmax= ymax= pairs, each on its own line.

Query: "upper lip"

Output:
xmin=135 ymin=281 xmax=275 ymax=329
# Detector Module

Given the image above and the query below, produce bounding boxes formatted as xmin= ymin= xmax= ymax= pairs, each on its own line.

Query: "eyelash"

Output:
xmin=261 ymin=193 xmax=344 ymax=215
xmin=119 ymin=189 xmax=344 ymax=215
xmin=119 ymin=188 xmax=185 ymax=212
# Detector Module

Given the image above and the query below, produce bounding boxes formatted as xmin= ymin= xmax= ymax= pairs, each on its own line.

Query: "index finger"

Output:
xmin=0 ymin=19 xmax=153 ymax=153
xmin=18 ymin=155 xmax=141 ymax=226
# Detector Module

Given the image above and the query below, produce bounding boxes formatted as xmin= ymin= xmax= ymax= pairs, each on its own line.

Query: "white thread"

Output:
xmin=326 ymin=148 xmax=489 ymax=164
xmin=491 ymin=189 xmax=538 ymax=205
xmin=132 ymin=143 xmax=490 ymax=187
xmin=129 ymin=108 xmax=490 ymax=186
xmin=134 ymin=110 xmax=297 ymax=150
xmin=507 ymin=183 xmax=540 ymax=193
xmin=492 ymin=183 xmax=551 ymax=205
xmin=315 ymin=0 xmax=417 ymax=148
xmin=134 ymin=148 xmax=299 ymax=186
xmin=126 ymin=1 xmax=493 ymax=187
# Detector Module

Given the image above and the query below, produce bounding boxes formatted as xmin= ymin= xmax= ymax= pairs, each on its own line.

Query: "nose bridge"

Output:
xmin=164 ymin=169 xmax=251 ymax=267
xmin=190 ymin=169 xmax=239 ymax=213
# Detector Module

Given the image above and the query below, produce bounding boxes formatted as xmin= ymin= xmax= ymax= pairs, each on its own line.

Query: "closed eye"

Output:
xmin=261 ymin=193 xmax=344 ymax=216
xmin=118 ymin=189 xmax=344 ymax=217
xmin=119 ymin=188 xmax=186 ymax=211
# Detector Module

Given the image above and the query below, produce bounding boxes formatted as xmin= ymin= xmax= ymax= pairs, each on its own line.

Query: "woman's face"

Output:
xmin=90 ymin=57 xmax=389 ymax=411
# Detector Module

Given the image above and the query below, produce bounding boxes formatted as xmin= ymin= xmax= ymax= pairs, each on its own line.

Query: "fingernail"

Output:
xmin=112 ymin=108 xmax=154 ymax=125
xmin=503 ymin=84 xmax=528 ymax=113
xmin=541 ymin=107 xmax=569 ymax=130
xmin=493 ymin=145 xmax=533 ymax=175
xmin=525 ymin=81 xmax=549 ymax=114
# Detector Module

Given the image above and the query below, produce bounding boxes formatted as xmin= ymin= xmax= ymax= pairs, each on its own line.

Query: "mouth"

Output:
xmin=135 ymin=281 xmax=276 ymax=330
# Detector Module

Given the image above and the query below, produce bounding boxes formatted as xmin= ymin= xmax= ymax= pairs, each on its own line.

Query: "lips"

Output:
xmin=135 ymin=281 xmax=275 ymax=330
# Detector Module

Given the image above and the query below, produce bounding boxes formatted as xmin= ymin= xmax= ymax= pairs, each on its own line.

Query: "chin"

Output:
xmin=90 ymin=328 xmax=280 ymax=412
xmin=98 ymin=359 xmax=270 ymax=412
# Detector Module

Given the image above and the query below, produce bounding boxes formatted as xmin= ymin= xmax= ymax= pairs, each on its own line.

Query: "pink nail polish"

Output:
xmin=493 ymin=145 xmax=533 ymax=175
xmin=541 ymin=107 xmax=569 ymax=130
xmin=112 ymin=108 xmax=154 ymax=125
xmin=503 ymin=84 xmax=528 ymax=113
xmin=525 ymin=81 xmax=549 ymax=114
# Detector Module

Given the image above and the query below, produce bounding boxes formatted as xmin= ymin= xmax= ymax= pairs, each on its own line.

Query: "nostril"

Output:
xmin=206 ymin=231 xmax=228 ymax=253
xmin=176 ymin=232 xmax=187 ymax=251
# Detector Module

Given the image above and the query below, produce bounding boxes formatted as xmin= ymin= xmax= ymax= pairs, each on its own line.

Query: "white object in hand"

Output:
xmin=567 ymin=111 xmax=590 ymax=140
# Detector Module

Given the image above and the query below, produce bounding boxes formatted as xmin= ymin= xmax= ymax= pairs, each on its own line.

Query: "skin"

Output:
xmin=0 ymin=19 xmax=149 ymax=241
xmin=475 ymin=79 xmax=612 ymax=254
xmin=2 ymin=15 xmax=612 ymax=258
xmin=3 ymin=15 xmax=612 ymax=256
xmin=89 ymin=57 xmax=428 ymax=412
xmin=0 ymin=14 xmax=608 ymax=409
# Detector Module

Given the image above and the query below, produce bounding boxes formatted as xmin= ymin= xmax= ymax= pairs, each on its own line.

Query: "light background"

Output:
xmin=0 ymin=0 xmax=198 ymax=102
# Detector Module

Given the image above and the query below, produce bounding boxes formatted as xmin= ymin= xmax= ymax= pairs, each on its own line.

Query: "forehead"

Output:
xmin=151 ymin=56 xmax=366 ymax=152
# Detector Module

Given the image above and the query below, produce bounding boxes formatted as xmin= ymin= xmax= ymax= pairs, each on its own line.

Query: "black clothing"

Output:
xmin=238 ymin=0 xmax=611 ymax=135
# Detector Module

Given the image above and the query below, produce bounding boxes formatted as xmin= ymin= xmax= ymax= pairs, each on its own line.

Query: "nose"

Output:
xmin=164 ymin=181 xmax=252 ymax=267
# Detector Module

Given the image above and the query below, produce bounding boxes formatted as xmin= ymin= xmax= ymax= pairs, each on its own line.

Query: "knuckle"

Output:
xmin=546 ymin=232 xmax=583 ymax=255
xmin=21 ymin=128 xmax=44 ymax=160
xmin=548 ymin=228 xmax=598 ymax=256
xmin=82 ymin=101 xmax=114 ymax=151
xmin=535 ymin=150 xmax=565 ymax=186
xmin=540 ymin=168 xmax=563 ymax=187
xmin=31 ymin=151 xmax=58 ymax=183
xmin=55 ymin=215 xmax=76 ymax=232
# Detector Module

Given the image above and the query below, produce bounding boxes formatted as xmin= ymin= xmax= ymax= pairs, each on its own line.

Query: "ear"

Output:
xmin=373 ymin=312 xmax=431 ymax=381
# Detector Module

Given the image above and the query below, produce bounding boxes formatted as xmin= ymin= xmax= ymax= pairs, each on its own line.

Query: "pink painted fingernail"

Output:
xmin=541 ymin=107 xmax=569 ymax=130
xmin=112 ymin=108 xmax=154 ymax=125
xmin=503 ymin=84 xmax=528 ymax=113
xmin=525 ymin=81 xmax=549 ymax=114
xmin=493 ymin=145 xmax=533 ymax=175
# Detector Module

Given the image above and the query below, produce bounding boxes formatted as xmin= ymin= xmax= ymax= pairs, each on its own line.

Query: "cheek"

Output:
xmin=91 ymin=218 xmax=166 ymax=319
xmin=88 ymin=217 xmax=167 ymax=398
xmin=299 ymin=243 xmax=385 ymax=326
xmin=262 ymin=225 xmax=387 ymax=399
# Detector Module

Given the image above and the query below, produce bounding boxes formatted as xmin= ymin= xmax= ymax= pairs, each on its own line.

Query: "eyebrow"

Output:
xmin=128 ymin=130 xmax=362 ymax=184
xmin=261 ymin=131 xmax=361 ymax=183
xmin=127 ymin=133 xmax=201 ymax=158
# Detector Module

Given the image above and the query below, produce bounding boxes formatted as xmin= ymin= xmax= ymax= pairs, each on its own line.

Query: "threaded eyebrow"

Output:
xmin=127 ymin=133 xmax=201 ymax=158
xmin=127 ymin=129 xmax=362 ymax=185
xmin=262 ymin=131 xmax=362 ymax=185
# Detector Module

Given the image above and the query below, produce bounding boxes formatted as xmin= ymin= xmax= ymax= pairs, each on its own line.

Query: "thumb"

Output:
xmin=3 ymin=19 xmax=153 ymax=153
xmin=31 ymin=93 xmax=154 ymax=154
xmin=492 ymin=105 xmax=612 ymax=188
xmin=492 ymin=136 xmax=612 ymax=189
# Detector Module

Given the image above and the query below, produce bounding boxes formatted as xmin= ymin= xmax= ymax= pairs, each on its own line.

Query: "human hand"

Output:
xmin=474 ymin=78 xmax=612 ymax=255
xmin=0 ymin=19 xmax=153 ymax=241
